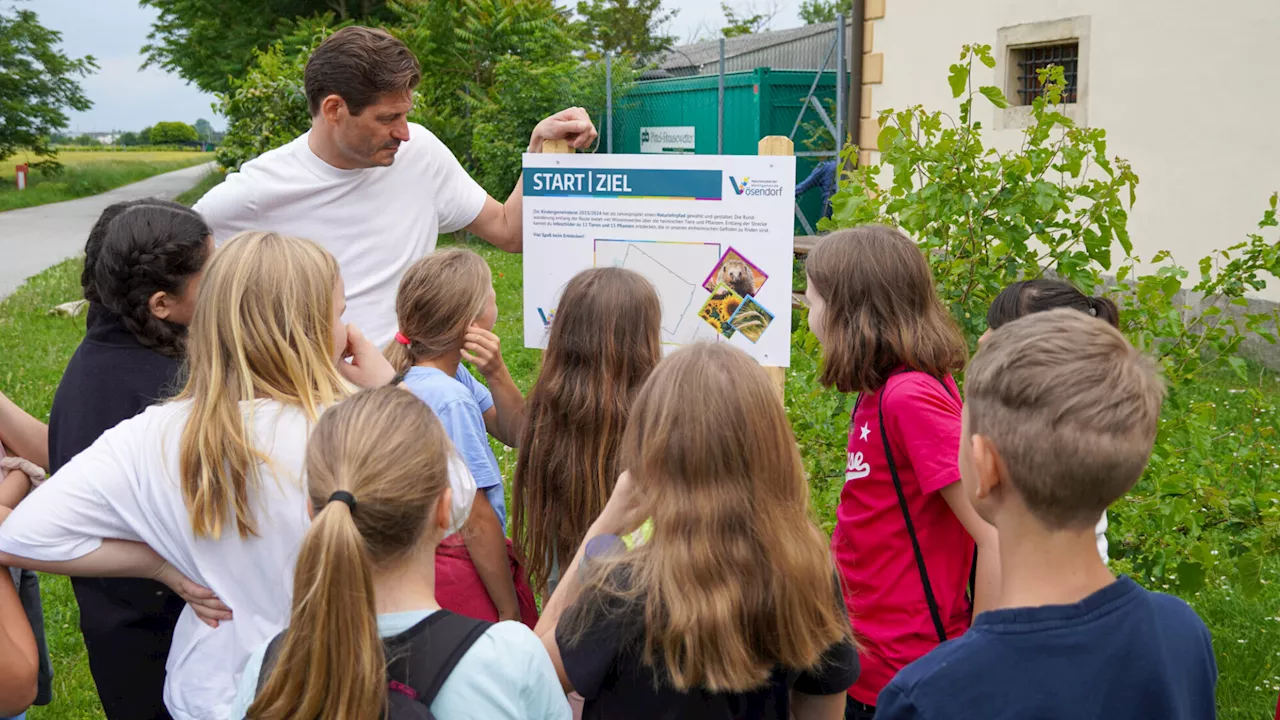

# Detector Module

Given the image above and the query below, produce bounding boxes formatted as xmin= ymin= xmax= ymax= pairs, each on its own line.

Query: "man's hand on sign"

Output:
xmin=528 ymin=107 xmax=598 ymax=153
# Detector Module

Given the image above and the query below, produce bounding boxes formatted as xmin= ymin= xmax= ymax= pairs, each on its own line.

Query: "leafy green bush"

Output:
xmin=818 ymin=43 xmax=1280 ymax=595
xmin=149 ymin=121 xmax=199 ymax=144
xmin=214 ymin=35 xmax=315 ymax=171
xmin=470 ymin=54 xmax=636 ymax=195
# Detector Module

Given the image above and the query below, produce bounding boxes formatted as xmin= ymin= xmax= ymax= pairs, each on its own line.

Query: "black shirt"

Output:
xmin=48 ymin=305 xmax=183 ymax=472
xmin=557 ymin=572 xmax=859 ymax=720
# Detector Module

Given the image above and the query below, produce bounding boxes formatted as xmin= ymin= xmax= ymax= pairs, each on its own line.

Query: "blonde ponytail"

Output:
xmin=248 ymin=386 xmax=454 ymax=718
xmin=383 ymin=337 xmax=415 ymax=375
xmin=387 ymin=249 xmax=492 ymax=373
xmin=247 ymin=500 xmax=384 ymax=720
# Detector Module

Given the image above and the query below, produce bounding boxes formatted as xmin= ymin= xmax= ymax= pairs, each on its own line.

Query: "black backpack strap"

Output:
xmin=876 ymin=375 xmax=949 ymax=644
xmin=385 ymin=610 xmax=494 ymax=709
xmin=256 ymin=631 xmax=288 ymax=695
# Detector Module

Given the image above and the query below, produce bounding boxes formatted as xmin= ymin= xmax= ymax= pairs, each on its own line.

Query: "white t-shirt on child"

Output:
xmin=0 ymin=398 xmax=478 ymax=720
xmin=193 ymin=123 xmax=489 ymax=347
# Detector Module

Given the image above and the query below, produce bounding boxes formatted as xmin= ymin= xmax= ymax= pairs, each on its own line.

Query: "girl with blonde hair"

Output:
xmin=0 ymin=231 xmax=397 ymax=720
xmin=536 ymin=342 xmax=858 ymax=720
xmin=232 ymin=387 xmax=569 ymax=720
xmin=387 ymin=247 xmax=536 ymax=626
xmin=511 ymin=267 xmax=662 ymax=597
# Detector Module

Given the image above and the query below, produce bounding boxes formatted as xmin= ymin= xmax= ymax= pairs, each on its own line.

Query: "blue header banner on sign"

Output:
xmin=523 ymin=168 xmax=722 ymax=201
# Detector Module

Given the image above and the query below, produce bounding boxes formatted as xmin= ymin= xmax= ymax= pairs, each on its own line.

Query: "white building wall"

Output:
xmin=867 ymin=0 xmax=1280 ymax=299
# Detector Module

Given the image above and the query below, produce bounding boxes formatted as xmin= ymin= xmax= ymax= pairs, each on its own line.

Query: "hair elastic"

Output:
xmin=327 ymin=490 xmax=357 ymax=511
xmin=394 ymin=331 xmax=412 ymax=346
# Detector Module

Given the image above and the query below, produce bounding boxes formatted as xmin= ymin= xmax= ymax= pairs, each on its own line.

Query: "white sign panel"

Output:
xmin=522 ymin=153 xmax=796 ymax=366
xmin=639 ymin=126 xmax=696 ymax=154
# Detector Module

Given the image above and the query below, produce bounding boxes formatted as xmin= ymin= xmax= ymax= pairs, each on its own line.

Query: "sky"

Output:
xmin=18 ymin=0 xmax=806 ymax=134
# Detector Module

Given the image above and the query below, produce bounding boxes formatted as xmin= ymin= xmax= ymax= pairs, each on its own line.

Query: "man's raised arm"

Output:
xmin=465 ymin=107 xmax=598 ymax=253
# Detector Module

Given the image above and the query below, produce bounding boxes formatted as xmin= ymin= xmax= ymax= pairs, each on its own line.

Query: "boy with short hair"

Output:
xmin=876 ymin=309 xmax=1217 ymax=719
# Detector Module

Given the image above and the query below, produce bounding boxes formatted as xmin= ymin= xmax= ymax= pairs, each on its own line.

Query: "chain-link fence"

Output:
xmin=592 ymin=16 xmax=853 ymax=236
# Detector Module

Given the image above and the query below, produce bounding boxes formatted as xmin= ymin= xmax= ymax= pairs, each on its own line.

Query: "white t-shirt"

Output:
xmin=194 ymin=124 xmax=489 ymax=346
xmin=0 ymin=398 xmax=477 ymax=720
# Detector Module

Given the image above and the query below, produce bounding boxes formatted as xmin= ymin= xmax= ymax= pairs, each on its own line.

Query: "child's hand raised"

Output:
xmin=594 ymin=471 xmax=648 ymax=538
xmin=461 ymin=325 xmax=508 ymax=378
xmin=340 ymin=324 xmax=397 ymax=389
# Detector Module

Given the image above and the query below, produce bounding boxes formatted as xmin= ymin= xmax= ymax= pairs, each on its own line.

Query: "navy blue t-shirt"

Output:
xmin=876 ymin=576 xmax=1217 ymax=720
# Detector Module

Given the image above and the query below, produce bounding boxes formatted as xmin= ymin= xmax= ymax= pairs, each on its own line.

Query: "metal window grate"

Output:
xmin=1014 ymin=42 xmax=1079 ymax=105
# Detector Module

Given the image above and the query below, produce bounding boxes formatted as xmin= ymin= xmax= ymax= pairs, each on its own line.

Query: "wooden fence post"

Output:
xmin=541 ymin=138 xmax=572 ymax=154
xmin=758 ymin=135 xmax=794 ymax=404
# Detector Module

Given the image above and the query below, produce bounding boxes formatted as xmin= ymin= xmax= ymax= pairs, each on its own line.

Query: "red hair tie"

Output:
xmin=394 ymin=332 xmax=411 ymax=346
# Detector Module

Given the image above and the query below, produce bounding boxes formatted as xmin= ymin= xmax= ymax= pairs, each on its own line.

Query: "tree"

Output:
xmin=116 ymin=131 xmax=142 ymax=147
xmin=194 ymin=118 xmax=214 ymax=142
xmin=139 ymin=0 xmax=395 ymax=94
xmin=574 ymin=0 xmax=676 ymax=61
xmin=720 ymin=1 xmax=776 ymax=38
xmin=798 ymin=0 xmax=840 ymax=24
xmin=0 ymin=8 xmax=96 ymax=168
xmin=150 ymin=121 xmax=200 ymax=144
xmin=72 ymin=133 xmax=102 ymax=146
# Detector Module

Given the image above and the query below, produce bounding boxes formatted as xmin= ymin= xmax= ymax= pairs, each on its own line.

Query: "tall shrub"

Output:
xmin=818 ymin=43 xmax=1280 ymax=595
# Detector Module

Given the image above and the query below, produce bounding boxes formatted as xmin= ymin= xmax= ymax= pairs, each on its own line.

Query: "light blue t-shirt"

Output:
xmin=231 ymin=610 xmax=570 ymax=720
xmin=402 ymin=365 xmax=505 ymax=527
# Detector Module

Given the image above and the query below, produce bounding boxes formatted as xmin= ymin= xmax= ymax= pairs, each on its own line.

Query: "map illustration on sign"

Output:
xmin=594 ymin=239 xmax=724 ymax=345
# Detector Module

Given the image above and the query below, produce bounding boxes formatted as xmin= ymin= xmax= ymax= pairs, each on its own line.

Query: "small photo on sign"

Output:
xmin=728 ymin=296 xmax=775 ymax=344
xmin=698 ymin=283 xmax=744 ymax=338
xmin=702 ymin=247 xmax=768 ymax=299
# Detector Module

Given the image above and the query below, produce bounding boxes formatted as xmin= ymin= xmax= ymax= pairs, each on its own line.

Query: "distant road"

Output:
xmin=0 ymin=161 xmax=216 ymax=300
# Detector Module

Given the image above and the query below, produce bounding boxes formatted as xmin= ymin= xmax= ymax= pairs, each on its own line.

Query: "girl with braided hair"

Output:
xmin=40 ymin=200 xmax=212 ymax=720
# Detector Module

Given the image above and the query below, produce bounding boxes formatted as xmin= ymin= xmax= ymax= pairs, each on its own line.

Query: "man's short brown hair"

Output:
xmin=806 ymin=225 xmax=967 ymax=393
xmin=966 ymin=309 xmax=1165 ymax=529
xmin=304 ymin=26 xmax=421 ymax=116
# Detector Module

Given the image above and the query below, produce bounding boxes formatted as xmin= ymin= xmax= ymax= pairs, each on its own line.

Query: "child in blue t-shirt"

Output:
xmin=876 ymin=309 xmax=1217 ymax=720
xmin=386 ymin=248 xmax=533 ymax=626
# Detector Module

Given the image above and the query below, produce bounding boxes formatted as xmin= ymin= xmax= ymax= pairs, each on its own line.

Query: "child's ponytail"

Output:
xmin=247 ymin=386 xmax=454 ymax=719
xmin=383 ymin=333 xmax=415 ymax=375
xmin=248 ymin=496 xmax=384 ymax=720
xmin=385 ymin=249 xmax=493 ymax=373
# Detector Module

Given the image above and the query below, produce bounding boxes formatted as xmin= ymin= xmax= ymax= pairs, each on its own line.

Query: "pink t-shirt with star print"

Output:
xmin=830 ymin=371 xmax=975 ymax=705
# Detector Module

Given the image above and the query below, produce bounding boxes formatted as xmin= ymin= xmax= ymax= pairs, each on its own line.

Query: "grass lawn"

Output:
xmin=1 ymin=178 xmax=1277 ymax=717
xmin=0 ymin=151 xmax=212 ymax=213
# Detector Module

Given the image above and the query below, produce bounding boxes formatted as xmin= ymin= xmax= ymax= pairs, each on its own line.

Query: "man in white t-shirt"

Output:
xmin=194 ymin=26 xmax=597 ymax=346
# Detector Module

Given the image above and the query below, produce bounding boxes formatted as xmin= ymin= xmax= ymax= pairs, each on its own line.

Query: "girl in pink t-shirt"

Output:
xmin=803 ymin=225 xmax=998 ymax=717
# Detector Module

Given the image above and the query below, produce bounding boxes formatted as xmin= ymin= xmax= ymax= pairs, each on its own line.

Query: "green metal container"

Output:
xmin=613 ymin=67 xmax=839 ymax=232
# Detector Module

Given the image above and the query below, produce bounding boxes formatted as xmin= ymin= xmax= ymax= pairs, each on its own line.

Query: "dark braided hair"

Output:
xmin=986 ymin=279 xmax=1120 ymax=331
xmin=82 ymin=198 xmax=194 ymax=304
xmin=92 ymin=205 xmax=213 ymax=358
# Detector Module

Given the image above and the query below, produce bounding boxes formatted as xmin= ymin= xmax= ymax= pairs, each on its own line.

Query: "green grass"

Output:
xmin=174 ymin=167 xmax=226 ymax=207
xmin=0 ymin=151 xmax=212 ymax=212
xmin=2 ymin=179 xmax=1278 ymax=717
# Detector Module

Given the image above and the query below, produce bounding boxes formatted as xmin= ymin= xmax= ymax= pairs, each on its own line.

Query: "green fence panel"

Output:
xmin=614 ymin=68 xmax=838 ymax=234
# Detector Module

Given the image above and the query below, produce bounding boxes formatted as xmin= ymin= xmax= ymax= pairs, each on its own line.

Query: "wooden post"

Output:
xmin=758 ymin=136 xmax=794 ymax=403
xmin=541 ymin=138 xmax=572 ymax=154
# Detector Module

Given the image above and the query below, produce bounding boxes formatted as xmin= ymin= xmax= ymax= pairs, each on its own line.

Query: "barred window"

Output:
xmin=1012 ymin=42 xmax=1079 ymax=105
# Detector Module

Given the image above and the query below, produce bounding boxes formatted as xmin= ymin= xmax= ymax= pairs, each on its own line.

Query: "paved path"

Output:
xmin=0 ymin=161 xmax=216 ymax=299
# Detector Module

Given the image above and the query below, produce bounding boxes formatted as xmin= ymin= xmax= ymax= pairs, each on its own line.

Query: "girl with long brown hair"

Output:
xmin=232 ymin=387 xmax=569 ymax=720
xmin=803 ymin=225 xmax=997 ymax=719
xmin=386 ymin=248 xmax=536 ymax=626
xmin=535 ymin=342 xmax=858 ymax=720
xmin=0 ymin=232 xmax=397 ymax=720
xmin=512 ymin=267 xmax=662 ymax=597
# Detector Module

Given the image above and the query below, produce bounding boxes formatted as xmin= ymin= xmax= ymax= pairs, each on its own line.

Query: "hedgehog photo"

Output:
xmin=717 ymin=258 xmax=757 ymax=299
